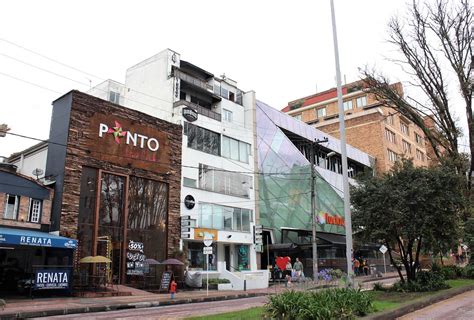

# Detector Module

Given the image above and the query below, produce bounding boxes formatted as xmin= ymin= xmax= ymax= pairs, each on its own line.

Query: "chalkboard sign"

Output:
xmin=160 ymin=271 xmax=173 ymax=291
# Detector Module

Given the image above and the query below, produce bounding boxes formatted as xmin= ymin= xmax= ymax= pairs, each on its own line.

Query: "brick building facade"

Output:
xmin=283 ymin=81 xmax=430 ymax=174
xmin=45 ymin=91 xmax=182 ymax=284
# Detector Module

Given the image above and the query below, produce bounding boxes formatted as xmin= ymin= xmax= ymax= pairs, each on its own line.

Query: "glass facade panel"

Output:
xmin=198 ymin=203 xmax=251 ymax=232
xmin=199 ymin=164 xmax=251 ymax=198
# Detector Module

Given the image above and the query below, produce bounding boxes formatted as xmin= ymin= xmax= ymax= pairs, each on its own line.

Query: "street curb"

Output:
xmin=362 ymin=284 xmax=474 ymax=320
xmin=0 ymin=292 xmax=269 ymax=319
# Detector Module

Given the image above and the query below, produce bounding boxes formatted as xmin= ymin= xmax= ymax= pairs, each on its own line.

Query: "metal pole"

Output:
xmin=310 ymin=142 xmax=319 ymax=280
xmin=206 ymin=255 xmax=209 ymax=296
xmin=330 ymin=0 xmax=354 ymax=280
xmin=383 ymin=253 xmax=387 ymax=274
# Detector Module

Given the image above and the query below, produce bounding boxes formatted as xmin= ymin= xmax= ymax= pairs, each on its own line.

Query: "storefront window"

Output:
xmin=188 ymin=242 xmax=217 ymax=271
xmin=236 ymin=245 xmax=250 ymax=270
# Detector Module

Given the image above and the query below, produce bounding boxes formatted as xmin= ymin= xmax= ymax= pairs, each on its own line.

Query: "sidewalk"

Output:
xmin=0 ymin=272 xmax=401 ymax=319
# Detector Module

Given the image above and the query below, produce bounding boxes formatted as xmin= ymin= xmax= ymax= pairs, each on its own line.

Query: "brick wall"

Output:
xmin=56 ymin=91 xmax=182 ymax=257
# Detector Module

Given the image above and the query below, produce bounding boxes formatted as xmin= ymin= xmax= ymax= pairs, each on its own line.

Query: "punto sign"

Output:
xmin=87 ymin=113 xmax=172 ymax=172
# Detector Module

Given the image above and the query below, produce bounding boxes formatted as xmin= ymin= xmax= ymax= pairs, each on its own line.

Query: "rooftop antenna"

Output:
xmin=32 ymin=168 xmax=44 ymax=181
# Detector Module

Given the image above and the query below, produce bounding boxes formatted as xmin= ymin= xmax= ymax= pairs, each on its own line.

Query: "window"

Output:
xmin=183 ymin=177 xmax=197 ymax=188
xmin=385 ymin=114 xmax=394 ymax=125
xmin=109 ymin=91 xmax=120 ymax=104
xmin=415 ymin=133 xmax=423 ymax=145
xmin=184 ymin=122 xmax=220 ymax=156
xmin=213 ymin=82 xmax=221 ymax=96
xmin=4 ymin=194 xmax=20 ymax=220
xmin=222 ymin=136 xmax=251 ymax=163
xmin=356 ymin=96 xmax=367 ymax=108
xmin=188 ymin=242 xmax=218 ymax=271
xmin=388 ymin=149 xmax=398 ymax=163
xmin=400 ymin=122 xmax=409 ymax=136
xmin=198 ymin=203 xmax=252 ymax=232
xmin=199 ymin=164 xmax=252 ymax=198
xmin=223 ymin=109 xmax=233 ymax=122
xmin=221 ymin=87 xmax=229 ymax=99
xmin=28 ymin=199 xmax=42 ymax=223
xmin=385 ymin=129 xmax=396 ymax=144
xmin=343 ymin=100 xmax=353 ymax=111
xmin=236 ymin=90 xmax=243 ymax=105
xmin=416 ymin=149 xmax=425 ymax=161
xmin=228 ymin=91 xmax=235 ymax=102
xmin=316 ymin=107 xmax=327 ymax=118
xmin=402 ymin=140 xmax=412 ymax=154
xmin=294 ymin=114 xmax=302 ymax=121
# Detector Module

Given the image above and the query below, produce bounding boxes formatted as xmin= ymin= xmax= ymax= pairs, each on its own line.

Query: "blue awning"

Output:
xmin=0 ymin=227 xmax=77 ymax=249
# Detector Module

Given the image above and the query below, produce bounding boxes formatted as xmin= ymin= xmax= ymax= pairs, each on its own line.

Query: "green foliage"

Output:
xmin=463 ymin=265 xmax=474 ymax=279
xmin=328 ymin=269 xmax=344 ymax=279
xmin=372 ymin=282 xmax=386 ymax=291
xmin=436 ymin=265 xmax=463 ymax=279
xmin=351 ymin=159 xmax=465 ymax=282
xmin=208 ymin=278 xmax=230 ymax=285
xmin=391 ymin=271 xmax=449 ymax=292
xmin=265 ymin=288 xmax=373 ymax=319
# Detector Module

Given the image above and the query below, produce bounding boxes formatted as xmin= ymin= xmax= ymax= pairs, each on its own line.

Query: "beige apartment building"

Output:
xmin=282 ymin=81 xmax=430 ymax=174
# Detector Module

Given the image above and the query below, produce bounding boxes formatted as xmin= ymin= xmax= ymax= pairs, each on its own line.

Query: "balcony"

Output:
xmin=174 ymin=68 xmax=213 ymax=91
xmin=174 ymin=100 xmax=221 ymax=122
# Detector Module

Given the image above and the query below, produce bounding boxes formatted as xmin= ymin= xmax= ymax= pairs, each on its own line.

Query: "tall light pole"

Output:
xmin=330 ymin=0 xmax=354 ymax=278
xmin=310 ymin=138 xmax=328 ymax=280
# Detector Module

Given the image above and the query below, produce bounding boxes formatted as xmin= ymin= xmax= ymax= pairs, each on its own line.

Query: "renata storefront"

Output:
xmin=45 ymin=91 xmax=182 ymax=284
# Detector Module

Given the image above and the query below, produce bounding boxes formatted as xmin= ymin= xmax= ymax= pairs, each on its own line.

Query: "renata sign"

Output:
xmin=99 ymin=121 xmax=160 ymax=152
xmin=317 ymin=211 xmax=345 ymax=227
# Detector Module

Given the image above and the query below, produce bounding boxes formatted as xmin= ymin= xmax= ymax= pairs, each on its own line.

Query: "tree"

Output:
xmin=351 ymin=160 xmax=464 ymax=283
xmin=362 ymin=0 xmax=472 ymax=187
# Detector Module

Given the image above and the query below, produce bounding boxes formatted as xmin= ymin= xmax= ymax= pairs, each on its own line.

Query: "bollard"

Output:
xmin=244 ymin=279 xmax=247 ymax=291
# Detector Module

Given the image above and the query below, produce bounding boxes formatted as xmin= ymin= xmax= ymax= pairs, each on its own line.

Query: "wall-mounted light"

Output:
xmin=227 ymin=235 xmax=232 ymax=239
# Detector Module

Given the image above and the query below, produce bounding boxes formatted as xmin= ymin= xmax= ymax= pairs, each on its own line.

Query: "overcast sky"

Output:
xmin=0 ymin=0 xmax=469 ymax=158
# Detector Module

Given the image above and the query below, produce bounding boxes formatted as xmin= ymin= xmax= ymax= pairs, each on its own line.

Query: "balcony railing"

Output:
xmin=174 ymin=69 xmax=213 ymax=91
xmin=174 ymin=100 xmax=221 ymax=122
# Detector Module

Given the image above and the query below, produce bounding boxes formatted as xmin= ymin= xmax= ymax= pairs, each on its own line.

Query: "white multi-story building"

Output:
xmin=88 ymin=49 xmax=265 ymax=289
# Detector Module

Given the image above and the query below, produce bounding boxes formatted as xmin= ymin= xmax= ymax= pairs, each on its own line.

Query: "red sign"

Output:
xmin=317 ymin=211 xmax=345 ymax=227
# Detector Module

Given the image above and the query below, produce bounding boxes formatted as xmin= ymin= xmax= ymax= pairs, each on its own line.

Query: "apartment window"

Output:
xmin=385 ymin=129 xmax=396 ymax=144
xmin=388 ymin=149 xmax=398 ymax=163
xmin=294 ymin=114 xmax=302 ymax=121
xmin=221 ymin=87 xmax=229 ymax=99
xmin=316 ymin=107 xmax=327 ymax=118
xmin=222 ymin=136 xmax=251 ymax=163
xmin=199 ymin=164 xmax=252 ymax=198
xmin=343 ymin=100 xmax=353 ymax=111
xmin=385 ymin=114 xmax=394 ymax=125
xmin=109 ymin=91 xmax=120 ymax=104
xmin=400 ymin=122 xmax=409 ymax=136
xmin=4 ymin=194 xmax=20 ymax=220
xmin=415 ymin=133 xmax=423 ymax=145
xmin=402 ymin=140 xmax=412 ymax=154
xmin=183 ymin=177 xmax=197 ymax=188
xmin=416 ymin=149 xmax=425 ymax=161
xmin=228 ymin=91 xmax=235 ymax=102
xmin=213 ymin=83 xmax=221 ymax=96
xmin=356 ymin=96 xmax=367 ymax=108
xmin=198 ymin=203 xmax=252 ymax=232
xmin=184 ymin=122 xmax=220 ymax=156
xmin=223 ymin=109 xmax=233 ymax=122
xmin=236 ymin=90 xmax=243 ymax=105
xmin=28 ymin=199 xmax=42 ymax=223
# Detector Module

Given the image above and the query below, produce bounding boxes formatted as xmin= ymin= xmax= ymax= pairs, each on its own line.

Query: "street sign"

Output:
xmin=255 ymin=235 xmax=263 ymax=241
xmin=203 ymin=234 xmax=213 ymax=247
xmin=181 ymin=220 xmax=191 ymax=227
xmin=379 ymin=245 xmax=388 ymax=254
xmin=203 ymin=246 xmax=213 ymax=255
xmin=181 ymin=227 xmax=191 ymax=233
xmin=181 ymin=233 xmax=190 ymax=239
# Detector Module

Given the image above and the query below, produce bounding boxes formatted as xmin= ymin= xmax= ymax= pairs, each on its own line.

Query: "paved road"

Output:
xmin=34 ymin=296 xmax=269 ymax=320
xmin=398 ymin=290 xmax=474 ymax=320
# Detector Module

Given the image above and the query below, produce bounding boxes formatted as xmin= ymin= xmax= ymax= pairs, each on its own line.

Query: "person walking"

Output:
xmin=285 ymin=257 xmax=293 ymax=285
xmin=293 ymin=258 xmax=304 ymax=280
xmin=170 ymin=279 xmax=177 ymax=299
xmin=353 ymin=258 xmax=360 ymax=276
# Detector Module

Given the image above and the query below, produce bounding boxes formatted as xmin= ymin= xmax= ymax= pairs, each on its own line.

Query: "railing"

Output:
xmin=174 ymin=69 xmax=213 ymax=91
xmin=174 ymin=100 xmax=221 ymax=121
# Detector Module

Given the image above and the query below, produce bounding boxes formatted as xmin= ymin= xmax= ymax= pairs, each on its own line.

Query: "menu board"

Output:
xmin=126 ymin=240 xmax=146 ymax=275
xmin=160 ymin=271 xmax=173 ymax=291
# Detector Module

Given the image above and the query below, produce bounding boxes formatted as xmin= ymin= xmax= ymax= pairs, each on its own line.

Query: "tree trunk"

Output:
xmin=386 ymin=241 xmax=405 ymax=283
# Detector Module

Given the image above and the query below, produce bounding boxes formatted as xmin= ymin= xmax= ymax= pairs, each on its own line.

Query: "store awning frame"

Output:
xmin=0 ymin=227 xmax=77 ymax=249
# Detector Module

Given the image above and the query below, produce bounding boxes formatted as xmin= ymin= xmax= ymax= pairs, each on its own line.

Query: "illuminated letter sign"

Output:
xmin=98 ymin=121 xmax=160 ymax=153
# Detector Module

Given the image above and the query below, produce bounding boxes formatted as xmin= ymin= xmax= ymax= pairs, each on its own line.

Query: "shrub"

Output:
xmin=463 ymin=265 xmax=474 ymax=279
xmin=208 ymin=278 xmax=230 ymax=285
xmin=391 ymin=271 xmax=449 ymax=292
xmin=265 ymin=288 xmax=373 ymax=319
xmin=436 ymin=265 xmax=462 ymax=279
xmin=329 ymin=268 xmax=344 ymax=279
xmin=372 ymin=282 xmax=385 ymax=291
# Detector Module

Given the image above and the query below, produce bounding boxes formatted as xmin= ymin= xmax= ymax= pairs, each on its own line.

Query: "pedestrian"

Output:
xmin=170 ymin=279 xmax=177 ymax=299
xmin=353 ymin=258 xmax=360 ymax=276
xmin=285 ymin=257 xmax=293 ymax=285
xmin=363 ymin=259 xmax=369 ymax=276
xmin=293 ymin=258 xmax=304 ymax=280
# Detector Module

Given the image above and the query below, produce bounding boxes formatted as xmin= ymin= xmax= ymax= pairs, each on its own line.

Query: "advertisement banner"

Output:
xmin=34 ymin=268 xmax=71 ymax=290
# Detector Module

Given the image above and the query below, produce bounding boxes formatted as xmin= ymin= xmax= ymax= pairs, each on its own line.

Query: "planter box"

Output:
xmin=218 ymin=283 xmax=233 ymax=290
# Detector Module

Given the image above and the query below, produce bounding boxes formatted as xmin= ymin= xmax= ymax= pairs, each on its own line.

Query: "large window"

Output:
xmin=388 ymin=149 xmax=398 ymax=163
xmin=415 ymin=133 xmax=423 ymax=145
xmin=316 ymin=107 xmax=327 ymax=118
xmin=198 ymin=203 xmax=252 ymax=232
xmin=4 ymin=194 xmax=20 ymax=220
xmin=400 ymin=122 xmax=409 ymax=136
xmin=199 ymin=164 xmax=252 ymax=198
xmin=343 ymin=100 xmax=353 ymax=111
xmin=223 ymin=109 xmax=233 ymax=122
xmin=356 ymin=96 xmax=367 ymax=108
xmin=28 ymin=199 xmax=42 ymax=223
xmin=188 ymin=242 xmax=217 ymax=271
xmin=385 ymin=129 xmax=396 ymax=144
xmin=402 ymin=140 xmax=412 ymax=154
xmin=221 ymin=136 xmax=251 ymax=163
xmin=184 ymin=122 xmax=220 ymax=156
xmin=416 ymin=149 xmax=425 ymax=162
